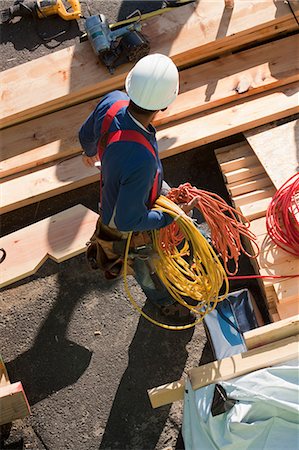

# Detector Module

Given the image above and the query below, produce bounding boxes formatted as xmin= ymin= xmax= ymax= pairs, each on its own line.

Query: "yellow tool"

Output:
xmin=0 ymin=0 xmax=81 ymax=23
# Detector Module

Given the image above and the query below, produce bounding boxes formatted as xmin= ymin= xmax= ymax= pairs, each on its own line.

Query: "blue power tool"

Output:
xmin=84 ymin=14 xmax=150 ymax=73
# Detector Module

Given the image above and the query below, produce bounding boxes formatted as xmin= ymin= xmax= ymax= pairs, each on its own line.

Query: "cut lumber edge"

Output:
xmin=244 ymin=315 xmax=299 ymax=349
xmin=0 ymin=382 xmax=31 ymax=426
xmin=148 ymin=334 xmax=299 ymax=408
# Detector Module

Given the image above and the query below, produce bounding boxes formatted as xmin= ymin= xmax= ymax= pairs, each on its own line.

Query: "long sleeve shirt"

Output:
xmin=79 ymin=90 xmax=173 ymax=232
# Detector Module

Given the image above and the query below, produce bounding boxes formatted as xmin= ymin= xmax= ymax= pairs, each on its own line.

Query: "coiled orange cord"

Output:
xmin=161 ymin=183 xmax=259 ymax=275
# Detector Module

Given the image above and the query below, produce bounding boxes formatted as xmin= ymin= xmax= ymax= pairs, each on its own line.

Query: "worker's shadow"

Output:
xmin=4 ymin=258 xmax=96 ymax=405
xmin=99 ymin=304 xmax=194 ymax=450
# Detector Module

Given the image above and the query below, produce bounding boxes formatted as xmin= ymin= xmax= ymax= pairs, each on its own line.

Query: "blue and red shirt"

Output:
xmin=79 ymin=90 xmax=172 ymax=232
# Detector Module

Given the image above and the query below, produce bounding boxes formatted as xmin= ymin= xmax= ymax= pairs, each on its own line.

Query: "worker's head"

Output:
xmin=125 ymin=53 xmax=179 ymax=113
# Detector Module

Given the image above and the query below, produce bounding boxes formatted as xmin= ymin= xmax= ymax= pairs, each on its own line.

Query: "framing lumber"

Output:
xmin=148 ymin=334 xmax=299 ymax=408
xmin=244 ymin=119 xmax=299 ymax=189
xmin=239 ymin=196 xmax=272 ymax=221
xmin=0 ymin=205 xmax=98 ymax=288
xmin=157 ymin=83 xmax=299 ymax=158
xmin=1 ymin=83 xmax=298 ymax=214
xmin=0 ymin=382 xmax=30 ymax=426
xmin=0 ymin=0 xmax=297 ymax=128
xmin=244 ymin=315 xmax=299 ymax=350
xmin=2 ymin=34 xmax=299 ymax=179
xmin=228 ymin=176 xmax=272 ymax=197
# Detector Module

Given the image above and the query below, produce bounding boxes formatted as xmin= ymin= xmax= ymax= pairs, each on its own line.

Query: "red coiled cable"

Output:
xmin=266 ymin=173 xmax=299 ymax=257
xmin=160 ymin=183 xmax=259 ymax=276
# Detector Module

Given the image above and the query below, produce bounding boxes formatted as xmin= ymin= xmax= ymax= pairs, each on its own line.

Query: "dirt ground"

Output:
xmin=0 ymin=2 xmax=269 ymax=449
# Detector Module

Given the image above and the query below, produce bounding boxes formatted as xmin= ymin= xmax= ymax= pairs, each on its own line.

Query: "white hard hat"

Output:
xmin=125 ymin=53 xmax=179 ymax=110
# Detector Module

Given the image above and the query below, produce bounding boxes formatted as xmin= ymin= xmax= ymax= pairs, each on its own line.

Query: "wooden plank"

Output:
xmin=2 ymin=34 xmax=299 ymax=179
xmin=0 ymin=205 xmax=98 ymax=288
xmin=0 ymin=382 xmax=30 ymax=426
xmin=154 ymin=34 xmax=299 ymax=126
xmin=0 ymin=156 xmax=99 ymax=214
xmin=0 ymin=356 xmax=10 ymax=387
xmin=244 ymin=315 xmax=299 ymax=349
xmin=148 ymin=334 xmax=299 ymax=408
xmin=245 ymin=120 xmax=299 ymax=188
xmin=224 ymin=165 xmax=266 ymax=185
xmin=274 ymin=279 xmax=299 ymax=304
xmin=233 ymin=186 xmax=276 ymax=207
xmin=0 ymin=0 xmax=297 ymax=129
xmin=276 ymin=298 xmax=299 ymax=320
xmin=239 ymin=196 xmax=272 ymax=221
xmin=1 ymin=84 xmax=298 ymax=214
xmin=228 ymin=176 xmax=272 ymax=197
xmin=0 ymin=98 xmax=98 ymax=179
xmin=220 ymin=155 xmax=258 ymax=174
xmin=157 ymin=83 xmax=299 ymax=159
xmin=215 ymin=142 xmax=251 ymax=162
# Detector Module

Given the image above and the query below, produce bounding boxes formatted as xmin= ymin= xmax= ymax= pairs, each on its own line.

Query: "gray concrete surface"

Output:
xmin=0 ymin=2 xmax=267 ymax=449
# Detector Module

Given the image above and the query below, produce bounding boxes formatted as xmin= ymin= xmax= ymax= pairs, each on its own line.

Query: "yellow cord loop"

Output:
xmin=123 ymin=196 xmax=229 ymax=331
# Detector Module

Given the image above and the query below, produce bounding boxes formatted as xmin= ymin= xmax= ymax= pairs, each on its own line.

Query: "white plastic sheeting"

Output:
xmin=182 ymin=359 xmax=299 ymax=450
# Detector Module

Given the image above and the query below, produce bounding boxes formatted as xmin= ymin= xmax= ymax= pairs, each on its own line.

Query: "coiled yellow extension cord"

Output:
xmin=123 ymin=196 xmax=229 ymax=330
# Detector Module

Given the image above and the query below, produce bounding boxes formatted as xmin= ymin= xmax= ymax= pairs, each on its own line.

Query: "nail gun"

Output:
xmin=83 ymin=14 xmax=150 ymax=74
xmin=0 ymin=0 xmax=81 ymax=23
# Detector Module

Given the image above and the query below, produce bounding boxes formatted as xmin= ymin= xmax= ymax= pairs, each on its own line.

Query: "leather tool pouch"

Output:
xmin=86 ymin=216 xmax=134 ymax=279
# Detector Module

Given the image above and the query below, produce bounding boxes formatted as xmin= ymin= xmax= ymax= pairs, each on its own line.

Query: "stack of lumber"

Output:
xmin=1 ymin=0 xmax=299 ymax=287
xmin=215 ymin=119 xmax=299 ymax=322
xmin=0 ymin=355 xmax=30 ymax=426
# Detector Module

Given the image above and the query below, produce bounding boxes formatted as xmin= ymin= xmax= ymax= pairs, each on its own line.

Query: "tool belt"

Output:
xmin=86 ymin=216 xmax=152 ymax=280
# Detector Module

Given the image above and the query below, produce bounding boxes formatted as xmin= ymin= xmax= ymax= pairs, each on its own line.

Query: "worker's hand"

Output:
xmin=179 ymin=196 xmax=200 ymax=216
xmin=82 ymin=153 xmax=99 ymax=168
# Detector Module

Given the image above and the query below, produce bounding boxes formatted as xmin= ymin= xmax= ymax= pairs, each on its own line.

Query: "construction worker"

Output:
xmin=79 ymin=53 xmax=197 ymax=322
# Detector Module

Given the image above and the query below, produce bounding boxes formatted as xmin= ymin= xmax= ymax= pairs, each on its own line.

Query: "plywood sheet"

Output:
xmin=245 ymin=120 xmax=299 ymax=188
xmin=0 ymin=0 xmax=296 ymax=128
xmin=0 ymin=205 xmax=98 ymax=288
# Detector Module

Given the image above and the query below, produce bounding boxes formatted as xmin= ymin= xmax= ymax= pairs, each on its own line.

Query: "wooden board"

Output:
xmin=148 ymin=334 xmax=299 ymax=408
xmin=245 ymin=120 xmax=299 ymax=188
xmin=0 ymin=205 xmax=98 ymax=288
xmin=1 ymin=156 xmax=99 ymax=214
xmin=0 ymin=0 xmax=297 ymax=128
xmin=244 ymin=315 xmax=299 ymax=349
xmin=2 ymin=34 xmax=299 ymax=179
xmin=157 ymin=83 xmax=299 ymax=159
xmin=1 ymin=83 xmax=298 ymax=214
xmin=0 ymin=382 xmax=30 ymax=426
xmin=274 ymin=278 xmax=299 ymax=304
xmin=239 ymin=196 xmax=272 ymax=221
xmin=0 ymin=356 xmax=10 ymax=387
